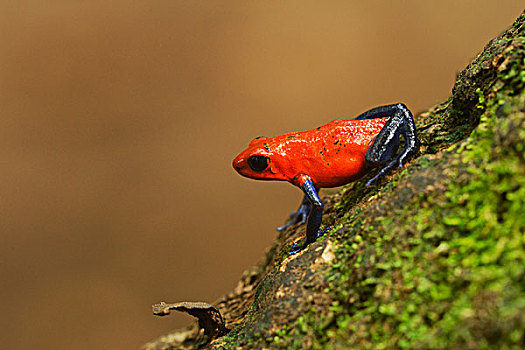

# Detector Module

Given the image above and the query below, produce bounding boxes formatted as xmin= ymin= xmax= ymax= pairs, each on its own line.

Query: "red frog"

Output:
xmin=233 ymin=104 xmax=419 ymax=254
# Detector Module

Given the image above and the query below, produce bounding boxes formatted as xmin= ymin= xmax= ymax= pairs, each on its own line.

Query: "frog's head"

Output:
xmin=233 ymin=136 xmax=285 ymax=181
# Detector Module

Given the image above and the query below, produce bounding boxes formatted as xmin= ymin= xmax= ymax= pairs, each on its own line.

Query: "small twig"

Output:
xmin=152 ymin=301 xmax=229 ymax=341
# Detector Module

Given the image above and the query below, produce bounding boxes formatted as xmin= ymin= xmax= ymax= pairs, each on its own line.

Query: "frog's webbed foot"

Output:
xmin=288 ymin=242 xmax=306 ymax=255
xmin=276 ymin=201 xmax=311 ymax=231
xmin=357 ymin=103 xmax=420 ymax=186
xmin=288 ymin=227 xmax=329 ymax=255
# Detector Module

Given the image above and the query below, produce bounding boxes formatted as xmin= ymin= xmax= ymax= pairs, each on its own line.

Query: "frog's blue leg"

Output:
xmin=277 ymin=195 xmax=311 ymax=231
xmin=357 ymin=103 xmax=420 ymax=185
xmin=289 ymin=178 xmax=327 ymax=255
xmin=355 ymin=103 xmax=405 ymax=120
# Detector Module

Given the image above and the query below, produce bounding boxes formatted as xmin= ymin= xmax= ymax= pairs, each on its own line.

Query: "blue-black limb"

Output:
xmin=354 ymin=104 xmax=406 ymax=120
xmin=277 ymin=195 xmax=311 ymax=231
xmin=289 ymin=177 xmax=326 ymax=255
xmin=358 ymin=103 xmax=420 ymax=186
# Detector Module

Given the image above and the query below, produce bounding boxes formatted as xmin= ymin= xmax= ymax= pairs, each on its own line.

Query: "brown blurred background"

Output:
xmin=0 ymin=1 xmax=522 ymax=349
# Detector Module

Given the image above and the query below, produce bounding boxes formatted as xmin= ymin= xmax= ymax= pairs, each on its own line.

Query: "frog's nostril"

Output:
xmin=233 ymin=157 xmax=243 ymax=171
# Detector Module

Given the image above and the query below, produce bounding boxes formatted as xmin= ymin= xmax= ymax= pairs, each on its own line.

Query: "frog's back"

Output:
xmin=270 ymin=118 xmax=387 ymax=146
xmin=315 ymin=118 xmax=388 ymax=147
xmin=267 ymin=118 xmax=388 ymax=187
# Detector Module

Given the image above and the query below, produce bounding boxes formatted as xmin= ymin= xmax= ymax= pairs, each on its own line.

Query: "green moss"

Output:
xmin=185 ymin=14 xmax=525 ymax=350
xmin=262 ymin=24 xmax=524 ymax=349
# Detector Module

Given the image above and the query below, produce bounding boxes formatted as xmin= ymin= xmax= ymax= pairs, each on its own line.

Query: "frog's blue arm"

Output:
xmin=289 ymin=177 xmax=327 ymax=255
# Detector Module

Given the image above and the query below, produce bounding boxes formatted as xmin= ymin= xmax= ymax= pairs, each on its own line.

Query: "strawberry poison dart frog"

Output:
xmin=233 ymin=104 xmax=420 ymax=254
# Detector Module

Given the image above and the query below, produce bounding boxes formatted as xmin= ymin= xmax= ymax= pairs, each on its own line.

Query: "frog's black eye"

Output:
xmin=247 ymin=155 xmax=269 ymax=172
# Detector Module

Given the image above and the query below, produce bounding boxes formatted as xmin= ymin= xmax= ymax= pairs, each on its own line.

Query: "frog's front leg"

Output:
xmin=289 ymin=176 xmax=326 ymax=255
xmin=276 ymin=194 xmax=313 ymax=231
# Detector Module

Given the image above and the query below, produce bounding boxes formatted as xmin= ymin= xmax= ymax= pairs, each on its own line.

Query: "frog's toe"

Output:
xmin=277 ymin=222 xmax=293 ymax=231
xmin=315 ymin=227 xmax=330 ymax=239
xmin=288 ymin=227 xmax=330 ymax=255
xmin=276 ymin=205 xmax=310 ymax=231
xmin=288 ymin=242 xmax=306 ymax=255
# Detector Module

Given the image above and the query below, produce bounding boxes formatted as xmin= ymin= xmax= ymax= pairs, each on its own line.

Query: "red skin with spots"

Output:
xmin=233 ymin=118 xmax=388 ymax=188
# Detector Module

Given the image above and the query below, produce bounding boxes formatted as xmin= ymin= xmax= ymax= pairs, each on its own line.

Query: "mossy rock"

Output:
xmin=143 ymin=11 xmax=524 ymax=350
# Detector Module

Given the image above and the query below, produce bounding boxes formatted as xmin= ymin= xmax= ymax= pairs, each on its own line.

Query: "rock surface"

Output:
xmin=143 ymin=11 xmax=524 ymax=350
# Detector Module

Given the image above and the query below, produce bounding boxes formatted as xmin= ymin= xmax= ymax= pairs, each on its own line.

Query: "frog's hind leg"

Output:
xmin=355 ymin=104 xmax=405 ymax=120
xmin=359 ymin=103 xmax=420 ymax=186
